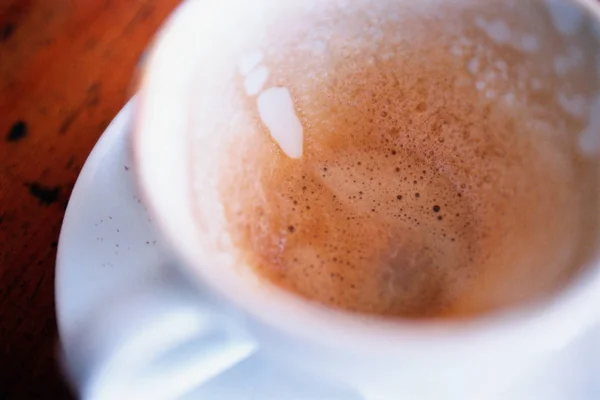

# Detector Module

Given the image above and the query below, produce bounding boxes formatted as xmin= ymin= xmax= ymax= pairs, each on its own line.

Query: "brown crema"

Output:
xmin=191 ymin=0 xmax=599 ymax=319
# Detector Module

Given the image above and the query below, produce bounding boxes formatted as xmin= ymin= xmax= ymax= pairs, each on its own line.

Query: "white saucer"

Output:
xmin=56 ymin=101 xmax=600 ymax=399
xmin=55 ymin=100 xmax=360 ymax=399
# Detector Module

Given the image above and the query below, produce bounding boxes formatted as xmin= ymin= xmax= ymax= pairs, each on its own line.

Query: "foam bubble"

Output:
xmin=554 ymin=47 xmax=583 ymax=77
xmin=467 ymin=58 xmax=480 ymax=75
xmin=485 ymin=89 xmax=496 ymax=99
xmin=239 ymin=51 xmax=264 ymax=76
xmin=450 ymin=44 xmax=464 ymax=57
xmin=257 ymin=87 xmax=304 ymax=159
xmin=494 ymin=60 xmax=507 ymax=73
xmin=504 ymin=92 xmax=516 ymax=105
xmin=475 ymin=17 xmax=511 ymax=44
xmin=300 ymin=40 xmax=327 ymax=55
xmin=519 ymin=34 xmax=540 ymax=53
xmin=557 ymin=92 xmax=586 ymax=118
xmin=244 ymin=65 xmax=270 ymax=96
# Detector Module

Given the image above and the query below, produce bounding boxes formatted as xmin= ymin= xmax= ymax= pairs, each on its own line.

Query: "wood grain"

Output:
xmin=0 ymin=1 xmax=181 ymax=397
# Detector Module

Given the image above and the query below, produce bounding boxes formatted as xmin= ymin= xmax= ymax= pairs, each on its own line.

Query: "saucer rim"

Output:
xmin=55 ymin=99 xmax=136 ymax=341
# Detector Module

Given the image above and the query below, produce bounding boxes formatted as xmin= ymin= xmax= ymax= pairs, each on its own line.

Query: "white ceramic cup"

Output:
xmin=63 ymin=0 xmax=600 ymax=398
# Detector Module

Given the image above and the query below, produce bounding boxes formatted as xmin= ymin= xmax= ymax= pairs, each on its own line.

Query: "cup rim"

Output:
xmin=133 ymin=0 xmax=600 ymax=360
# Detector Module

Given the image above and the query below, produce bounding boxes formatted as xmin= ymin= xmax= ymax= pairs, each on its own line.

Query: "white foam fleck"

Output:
xmin=554 ymin=56 xmax=570 ymax=76
xmin=450 ymin=44 xmax=463 ymax=57
xmin=545 ymin=0 xmax=583 ymax=36
xmin=467 ymin=58 xmax=480 ymax=74
xmin=578 ymin=96 xmax=600 ymax=157
xmin=553 ymin=47 xmax=584 ymax=76
xmin=485 ymin=89 xmax=496 ymax=99
xmin=484 ymin=70 xmax=497 ymax=81
xmin=476 ymin=81 xmax=486 ymax=91
xmin=368 ymin=26 xmax=384 ymax=44
xmin=504 ymin=92 xmax=516 ymax=105
xmin=243 ymin=65 xmax=270 ymax=96
xmin=557 ymin=92 xmax=586 ymax=118
xmin=257 ymin=87 xmax=304 ymax=159
xmin=312 ymin=40 xmax=327 ymax=54
xmin=519 ymin=34 xmax=540 ymax=53
xmin=239 ymin=51 xmax=264 ymax=76
xmin=296 ymin=38 xmax=327 ymax=55
xmin=459 ymin=37 xmax=472 ymax=46
xmin=494 ymin=60 xmax=507 ymax=73
xmin=531 ymin=78 xmax=543 ymax=91
xmin=475 ymin=17 xmax=511 ymax=44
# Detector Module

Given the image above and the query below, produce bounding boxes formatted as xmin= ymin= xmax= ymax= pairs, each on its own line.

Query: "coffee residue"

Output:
xmin=192 ymin=0 xmax=598 ymax=320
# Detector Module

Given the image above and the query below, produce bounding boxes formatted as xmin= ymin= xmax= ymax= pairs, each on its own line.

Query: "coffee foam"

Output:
xmin=243 ymin=65 xmax=270 ymax=97
xmin=190 ymin=0 xmax=600 ymax=318
xmin=257 ymin=87 xmax=304 ymax=159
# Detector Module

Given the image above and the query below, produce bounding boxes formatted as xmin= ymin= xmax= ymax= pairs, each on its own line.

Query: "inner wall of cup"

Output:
xmin=185 ymin=0 xmax=600 ymax=318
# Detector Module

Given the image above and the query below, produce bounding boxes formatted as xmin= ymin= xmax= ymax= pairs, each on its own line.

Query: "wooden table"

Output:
xmin=0 ymin=1 xmax=181 ymax=397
